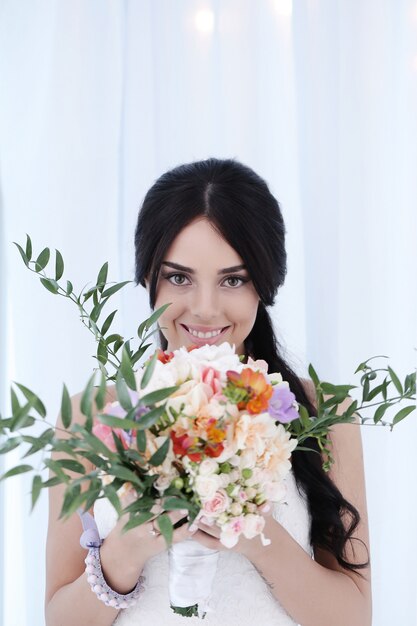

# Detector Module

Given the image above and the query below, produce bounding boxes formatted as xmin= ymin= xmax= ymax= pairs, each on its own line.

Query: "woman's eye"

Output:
xmin=224 ymin=276 xmax=246 ymax=288
xmin=167 ymin=273 xmax=189 ymax=286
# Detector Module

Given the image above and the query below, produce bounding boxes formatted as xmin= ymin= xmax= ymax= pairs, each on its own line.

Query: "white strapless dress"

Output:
xmin=93 ymin=469 xmax=313 ymax=626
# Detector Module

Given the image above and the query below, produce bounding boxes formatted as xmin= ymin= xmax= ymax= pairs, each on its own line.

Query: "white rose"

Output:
xmin=194 ymin=474 xmax=221 ymax=500
xmin=198 ymin=458 xmax=219 ymax=476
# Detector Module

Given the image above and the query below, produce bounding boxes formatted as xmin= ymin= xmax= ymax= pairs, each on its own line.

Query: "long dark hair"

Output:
xmin=134 ymin=157 xmax=369 ymax=577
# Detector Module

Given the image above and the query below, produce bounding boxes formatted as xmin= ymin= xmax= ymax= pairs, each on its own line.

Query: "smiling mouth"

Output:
xmin=180 ymin=324 xmax=230 ymax=339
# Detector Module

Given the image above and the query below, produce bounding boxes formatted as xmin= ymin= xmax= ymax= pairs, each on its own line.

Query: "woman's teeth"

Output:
xmin=187 ymin=327 xmax=224 ymax=339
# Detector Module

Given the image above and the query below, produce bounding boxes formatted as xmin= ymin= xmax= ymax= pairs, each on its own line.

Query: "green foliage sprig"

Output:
xmin=0 ymin=236 xmax=415 ymax=541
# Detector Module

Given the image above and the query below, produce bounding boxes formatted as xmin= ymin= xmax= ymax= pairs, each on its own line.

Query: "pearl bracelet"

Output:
xmin=85 ymin=546 xmax=145 ymax=610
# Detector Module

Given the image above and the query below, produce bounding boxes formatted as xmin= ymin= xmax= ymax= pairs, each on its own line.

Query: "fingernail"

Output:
xmin=189 ymin=524 xmax=198 ymax=533
xmin=180 ymin=509 xmax=188 ymax=515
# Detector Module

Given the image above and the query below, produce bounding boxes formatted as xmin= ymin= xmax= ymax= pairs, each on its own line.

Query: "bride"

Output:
xmin=45 ymin=158 xmax=372 ymax=625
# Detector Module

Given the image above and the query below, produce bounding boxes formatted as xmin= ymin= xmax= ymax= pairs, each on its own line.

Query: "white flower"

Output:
xmin=197 ymin=458 xmax=219 ymax=476
xmin=268 ymin=372 xmax=283 ymax=385
xmin=194 ymin=474 xmax=221 ymax=500
xmin=242 ymin=514 xmax=265 ymax=539
xmin=238 ymin=448 xmax=257 ymax=470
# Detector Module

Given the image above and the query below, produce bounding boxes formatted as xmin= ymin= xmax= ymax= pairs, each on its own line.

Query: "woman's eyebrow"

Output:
xmin=161 ymin=261 xmax=247 ymax=275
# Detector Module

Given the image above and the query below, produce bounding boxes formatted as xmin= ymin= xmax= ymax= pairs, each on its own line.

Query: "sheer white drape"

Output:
xmin=0 ymin=2 xmax=416 ymax=625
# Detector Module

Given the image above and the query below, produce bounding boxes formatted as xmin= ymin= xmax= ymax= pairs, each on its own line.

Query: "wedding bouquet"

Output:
xmin=1 ymin=236 xmax=415 ymax=619
xmin=91 ymin=341 xmax=301 ymax=615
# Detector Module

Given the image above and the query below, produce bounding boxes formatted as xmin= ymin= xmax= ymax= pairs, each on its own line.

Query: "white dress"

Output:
xmin=93 ymin=469 xmax=313 ymax=626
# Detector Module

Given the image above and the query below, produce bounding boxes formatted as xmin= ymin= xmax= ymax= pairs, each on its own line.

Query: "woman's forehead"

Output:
xmin=164 ymin=218 xmax=244 ymax=269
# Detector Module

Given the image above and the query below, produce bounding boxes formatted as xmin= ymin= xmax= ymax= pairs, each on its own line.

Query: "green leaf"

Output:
xmin=392 ymin=404 xmax=415 ymax=426
xmin=298 ymin=404 xmax=311 ymax=429
xmin=11 ymin=387 xmax=20 ymax=414
xmin=163 ymin=497 xmax=193 ymax=511
xmin=44 ymin=458 xmax=71 ymax=483
xmin=156 ymin=513 xmax=173 ymax=545
xmin=0 ymin=438 xmax=22 ymax=454
xmin=113 ymin=338 xmax=124 ymax=354
xmin=101 ymin=310 xmax=117 ymax=336
xmin=40 ymin=277 xmax=59 ymax=294
xmin=120 ymin=346 xmax=137 ymax=391
xmin=148 ymin=437 xmax=170 ymax=467
xmin=90 ymin=301 xmax=106 ymax=324
xmin=25 ymin=234 xmax=32 ymax=260
xmin=136 ymin=430 xmax=147 ymax=453
xmin=116 ymin=371 xmax=133 ymax=411
xmin=94 ymin=371 xmax=107 ymax=411
xmin=55 ymin=249 xmax=64 ymax=281
xmin=66 ymin=280 xmax=73 ymax=296
xmin=0 ymin=464 xmax=33 ymax=481
xmin=57 ymin=459 xmax=86 ymax=474
xmin=103 ymin=484 xmax=122 ymax=515
xmin=80 ymin=372 xmax=97 ymax=420
xmin=388 ymin=367 xmax=403 ymax=395
xmin=141 ymin=351 xmax=158 ymax=390
xmin=97 ymin=262 xmax=109 ymax=293
xmin=31 ymin=475 xmax=43 ymax=511
xmin=35 ymin=247 xmax=50 ymax=271
xmin=144 ymin=303 xmax=171 ymax=331
xmin=101 ymin=281 xmax=132 ymax=299
xmin=135 ymin=405 xmax=166 ymax=430
xmin=9 ymin=402 xmax=32 ymax=431
xmin=109 ymin=464 xmax=143 ymax=486
xmin=140 ymin=386 xmax=178 ymax=406
xmin=373 ymin=402 xmax=394 ymax=424
xmin=307 ymin=363 xmax=320 ymax=387
xmin=132 ymin=344 xmax=152 ymax=365
xmin=96 ymin=339 xmax=108 ymax=365
xmin=14 ymin=383 xmax=46 ymax=418
xmin=106 ymin=333 xmax=123 ymax=345
xmin=97 ymin=414 xmax=139 ymax=430
xmin=13 ymin=242 xmax=29 ymax=267
xmin=82 ymin=286 xmax=97 ymax=303
xmin=362 ymin=377 xmax=370 ymax=403
xmin=122 ymin=511 xmax=154 ymax=533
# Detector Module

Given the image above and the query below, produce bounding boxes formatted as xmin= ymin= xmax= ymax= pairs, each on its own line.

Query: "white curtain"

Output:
xmin=0 ymin=1 xmax=416 ymax=625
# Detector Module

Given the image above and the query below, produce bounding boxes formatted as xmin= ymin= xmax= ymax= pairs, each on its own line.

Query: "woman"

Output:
xmin=45 ymin=158 xmax=372 ymax=625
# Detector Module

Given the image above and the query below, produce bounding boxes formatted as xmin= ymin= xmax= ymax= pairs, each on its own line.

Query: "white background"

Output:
xmin=0 ymin=1 xmax=416 ymax=625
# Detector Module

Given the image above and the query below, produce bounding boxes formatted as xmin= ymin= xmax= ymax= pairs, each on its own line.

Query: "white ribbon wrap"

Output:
xmin=168 ymin=537 xmax=219 ymax=618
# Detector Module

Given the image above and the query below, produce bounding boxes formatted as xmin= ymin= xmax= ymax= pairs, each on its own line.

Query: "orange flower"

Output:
xmin=156 ymin=348 xmax=174 ymax=364
xmin=206 ymin=418 xmax=227 ymax=444
xmin=226 ymin=368 xmax=273 ymax=414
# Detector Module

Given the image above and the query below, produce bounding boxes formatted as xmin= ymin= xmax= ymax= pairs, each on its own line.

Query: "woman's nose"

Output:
xmin=189 ymin=287 xmax=220 ymax=320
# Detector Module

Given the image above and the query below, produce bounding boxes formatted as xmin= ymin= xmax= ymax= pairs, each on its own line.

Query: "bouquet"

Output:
xmin=1 ymin=236 xmax=415 ymax=618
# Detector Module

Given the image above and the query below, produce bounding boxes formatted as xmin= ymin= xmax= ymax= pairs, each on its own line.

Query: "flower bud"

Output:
xmin=172 ymin=477 xmax=184 ymax=490
xmin=242 ymin=468 xmax=253 ymax=480
xmin=230 ymin=502 xmax=243 ymax=516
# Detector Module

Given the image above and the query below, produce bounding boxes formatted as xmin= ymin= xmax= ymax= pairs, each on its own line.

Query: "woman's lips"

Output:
xmin=180 ymin=324 xmax=230 ymax=345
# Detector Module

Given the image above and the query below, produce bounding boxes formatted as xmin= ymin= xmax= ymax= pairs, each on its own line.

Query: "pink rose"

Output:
xmin=201 ymin=366 xmax=223 ymax=395
xmin=202 ymin=489 xmax=230 ymax=517
xmin=92 ymin=422 xmax=130 ymax=452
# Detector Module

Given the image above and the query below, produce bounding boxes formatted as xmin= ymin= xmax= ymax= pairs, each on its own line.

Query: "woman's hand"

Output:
xmin=98 ymin=494 xmax=198 ymax=594
xmin=186 ymin=508 xmax=276 ymax=563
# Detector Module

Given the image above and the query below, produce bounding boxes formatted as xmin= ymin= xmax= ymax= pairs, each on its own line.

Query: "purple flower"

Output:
xmin=268 ymin=385 xmax=299 ymax=424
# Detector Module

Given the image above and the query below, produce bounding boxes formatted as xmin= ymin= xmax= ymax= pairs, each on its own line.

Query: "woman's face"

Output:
xmin=148 ymin=218 xmax=260 ymax=355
